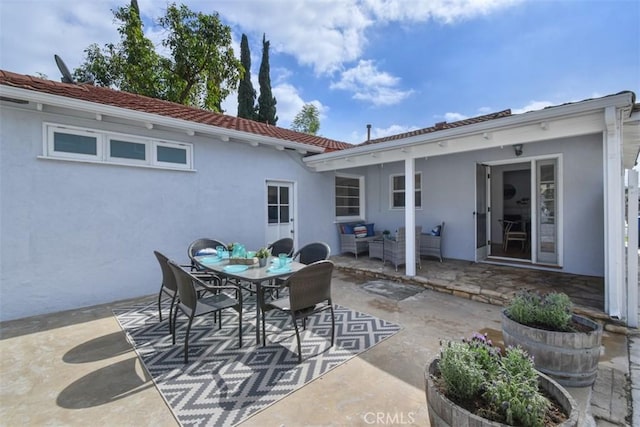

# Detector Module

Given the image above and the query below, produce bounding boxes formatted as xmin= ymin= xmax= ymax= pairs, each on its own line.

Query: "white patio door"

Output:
xmin=475 ymin=163 xmax=490 ymax=260
xmin=536 ymin=159 xmax=559 ymax=264
xmin=265 ymin=181 xmax=294 ymax=246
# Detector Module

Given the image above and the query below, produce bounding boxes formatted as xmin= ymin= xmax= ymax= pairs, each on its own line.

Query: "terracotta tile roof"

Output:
xmin=359 ymin=109 xmax=513 ymax=146
xmin=0 ymin=70 xmax=351 ymax=152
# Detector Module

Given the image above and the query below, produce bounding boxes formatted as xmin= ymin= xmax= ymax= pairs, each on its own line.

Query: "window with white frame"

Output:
xmin=44 ymin=123 xmax=193 ymax=170
xmin=390 ymin=173 xmax=422 ymax=209
xmin=335 ymin=174 xmax=364 ymax=220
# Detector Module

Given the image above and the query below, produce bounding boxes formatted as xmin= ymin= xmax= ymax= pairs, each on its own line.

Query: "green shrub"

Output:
xmin=438 ymin=341 xmax=485 ymax=400
xmin=485 ymin=347 xmax=550 ymax=426
xmin=506 ymin=290 xmax=573 ymax=331
xmin=437 ymin=333 xmax=549 ymax=427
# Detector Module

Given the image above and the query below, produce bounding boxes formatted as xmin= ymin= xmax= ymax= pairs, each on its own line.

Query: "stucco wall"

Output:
xmin=0 ymin=106 xmax=335 ymax=321
xmin=354 ymin=134 xmax=604 ymax=276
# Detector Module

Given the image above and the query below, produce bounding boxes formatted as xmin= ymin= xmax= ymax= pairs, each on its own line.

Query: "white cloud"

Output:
xmin=330 ymin=60 xmax=413 ymax=106
xmin=512 ymin=100 xmax=554 ymax=114
xmin=0 ymin=0 xmax=122 ymax=79
xmin=364 ymin=0 xmax=523 ymax=24
xmin=272 ymin=83 xmax=328 ymax=126
xmin=443 ymin=112 xmax=468 ymax=122
xmin=208 ymin=0 xmax=519 ymax=76
xmin=349 ymin=123 xmax=421 ymax=143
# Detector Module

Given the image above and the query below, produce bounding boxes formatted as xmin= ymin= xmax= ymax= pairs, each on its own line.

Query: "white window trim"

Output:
xmin=106 ymin=135 xmax=150 ymax=166
xmin=389 ymin=172 xmax=422 ymax=210
xmin=42 ymin=123 xmax=193 ymax=171
xmin=335 ymin=173 xmax=365 ymax=222
xmin=46 ymin=125 xmax=102 ymax=161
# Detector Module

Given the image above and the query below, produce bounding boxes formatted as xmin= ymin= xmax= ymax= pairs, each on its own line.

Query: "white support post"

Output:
xmin=627 ymin=169 xmax=638 ymax=328
xmin=603 ymin=106 xmax=625 ymax=320
xmin=405 ymin=157 xmax=416 ymax=276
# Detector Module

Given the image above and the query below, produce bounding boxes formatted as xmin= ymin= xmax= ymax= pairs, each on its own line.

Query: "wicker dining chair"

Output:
xmin=268 ymin=241 xmax=331 ymax=300
xmin=167 ymin=259 xmax=243 ymax=363
xmin=154 ymin=250 xmax=179 ymax=332
xmin=267 ymin=237 xmax=294 ymax=257
xmin=187 ymin=238 xmax=227 ymax=270
xmin=261 ymin=260 xmax=335 ymax=362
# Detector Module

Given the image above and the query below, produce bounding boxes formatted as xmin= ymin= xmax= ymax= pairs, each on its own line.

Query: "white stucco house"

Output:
xmin=1 ymin=70 xmax=639 ymax=326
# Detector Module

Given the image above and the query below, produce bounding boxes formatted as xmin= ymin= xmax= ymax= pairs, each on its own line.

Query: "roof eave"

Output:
xmin=304 ymin=91 xmax=636 ymax=165
xmin=0 ymin=84 xmax=325 ymax=154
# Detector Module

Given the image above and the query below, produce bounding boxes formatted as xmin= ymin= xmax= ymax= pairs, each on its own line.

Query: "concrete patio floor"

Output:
xmin=0 ymin=260 xmax=633 ymax=426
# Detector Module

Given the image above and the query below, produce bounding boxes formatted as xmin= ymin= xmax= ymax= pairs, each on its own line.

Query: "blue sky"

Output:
xmin=1 ymin=0 xmax=638 ymax=144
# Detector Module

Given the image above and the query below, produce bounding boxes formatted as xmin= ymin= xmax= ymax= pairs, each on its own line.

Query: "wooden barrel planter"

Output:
xmin=501 ymin=310 xmax=603 ymax=387
xmin=425 ymin=358 xmax=578 ymax=427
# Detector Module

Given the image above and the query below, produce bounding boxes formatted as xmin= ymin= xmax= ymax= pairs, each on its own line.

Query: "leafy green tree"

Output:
xmin=291 ymin=103 xmax=320 ymax=135
xmin=237 ymin=33 xmax=257 ymax=120
xmin=73 ymin=2 xmax=242 ymax=112
xmin=74 ymin=1 xmax=162 ymax=97
xmin=257 ymin=34 xmax=278 ymax=125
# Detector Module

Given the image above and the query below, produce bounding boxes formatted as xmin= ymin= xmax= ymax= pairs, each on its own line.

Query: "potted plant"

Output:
xmin=256 ymin=247 xmax=271 ymax=267
xmin=426 ymin=333 xmax=578 ymax=426
xmin=382 ymin=230 xmax=391 ymax=239
xmin=501 ymin=290 xmax=603 ymax=387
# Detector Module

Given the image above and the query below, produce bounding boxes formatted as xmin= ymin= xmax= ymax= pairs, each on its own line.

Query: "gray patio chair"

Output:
xmin=154 ymin=250 xmax=178 ymax=331
xmin=270 ymin=241 xmax=331 ymax=298
xmin=383 ymin=226 xmax=422 ymax=271
xmin=261 ymin=260 xmax=335 ymax=362
xmin=167 ymin=259 xmax=243 ymax=363
xmin=267 ymin=237 xmax=294 ymax=257
xmin=187 ymin=238 xmax=227 ymax=270
xmin=337 ymin=223 xmax=378 ymax=258
xmin=293 ymin=241 xmax=331 ymax=264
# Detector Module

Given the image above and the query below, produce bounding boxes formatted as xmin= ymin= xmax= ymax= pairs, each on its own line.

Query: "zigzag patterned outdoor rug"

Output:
xmin=114 ymin=301 xmax=400 ymax=426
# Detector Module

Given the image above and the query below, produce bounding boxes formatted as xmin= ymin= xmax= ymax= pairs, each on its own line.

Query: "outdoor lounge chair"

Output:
xmin=384 ymin=226 xmax=422 ymax=271
xmin=167 ymin=259 xmax=243 ymax=363
xmin=261 ymin=260 xmax=335 ymax=362
xmin=337 ymin=223 xmax=378 ymax=258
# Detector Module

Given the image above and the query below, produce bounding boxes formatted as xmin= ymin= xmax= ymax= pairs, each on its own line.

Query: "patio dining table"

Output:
xmin=194 ymin=255 xmax=305 ymax=345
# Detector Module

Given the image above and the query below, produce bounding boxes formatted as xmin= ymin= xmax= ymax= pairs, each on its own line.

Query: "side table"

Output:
xmin=368 ymin=239 xmax=384 ymax=261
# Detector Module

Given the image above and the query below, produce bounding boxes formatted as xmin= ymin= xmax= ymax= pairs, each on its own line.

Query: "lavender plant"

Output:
xmin=437 ymin=333 xmax=549 ymax=426
xmin=506 ymin=290 xmax=573 ymax=331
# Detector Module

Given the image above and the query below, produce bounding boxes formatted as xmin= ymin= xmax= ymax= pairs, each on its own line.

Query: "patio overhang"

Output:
xmin=303 ymin=91 xmax=638 ymax=171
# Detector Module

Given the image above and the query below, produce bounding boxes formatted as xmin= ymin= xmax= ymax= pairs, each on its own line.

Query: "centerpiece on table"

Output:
xmin=256 ymin=247 xmax=270 ymax=267
xmin=227 ymin=243 xmax=258 ymax=265
xmin=425 ymin=332 xmax=578 ymax=426
xmin=501 ymin=290 xmax=603 ymax=387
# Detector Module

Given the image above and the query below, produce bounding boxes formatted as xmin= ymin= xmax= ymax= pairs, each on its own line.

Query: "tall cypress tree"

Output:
xmin=257 ymin=33 xmax=278 ymax=125
xmin=237 ymin=33 xmax=257 ymax=120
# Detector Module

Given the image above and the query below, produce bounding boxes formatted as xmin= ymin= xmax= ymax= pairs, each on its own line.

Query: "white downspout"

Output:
xmin=627 ymin=169 xmax=638 ymax=328
xmin=603 ymin=106 xmax=625 ymax=320
xmin=405 ymin=157 xmax=416 ymax=276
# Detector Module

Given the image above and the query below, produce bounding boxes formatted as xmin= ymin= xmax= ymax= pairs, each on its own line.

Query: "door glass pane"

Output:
xmin=268 ymin=206 xmax=278 ymax=224
xmin=279 ymin=187 xmax=289 ymax=204
xmin=537 ymin=161 xmax=557 ymax=263
xmin=279 ymin=206 xmax=289 ymax=224
xmin=157 ymin=145 xmax=186 ymax=164
xmin=54 ymin=132 xmax=97 ymax=155
xmin=268 ymin=186 xmax=278 ymax=204
xmin=111 ymin=139 xmax=145 ymax=160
